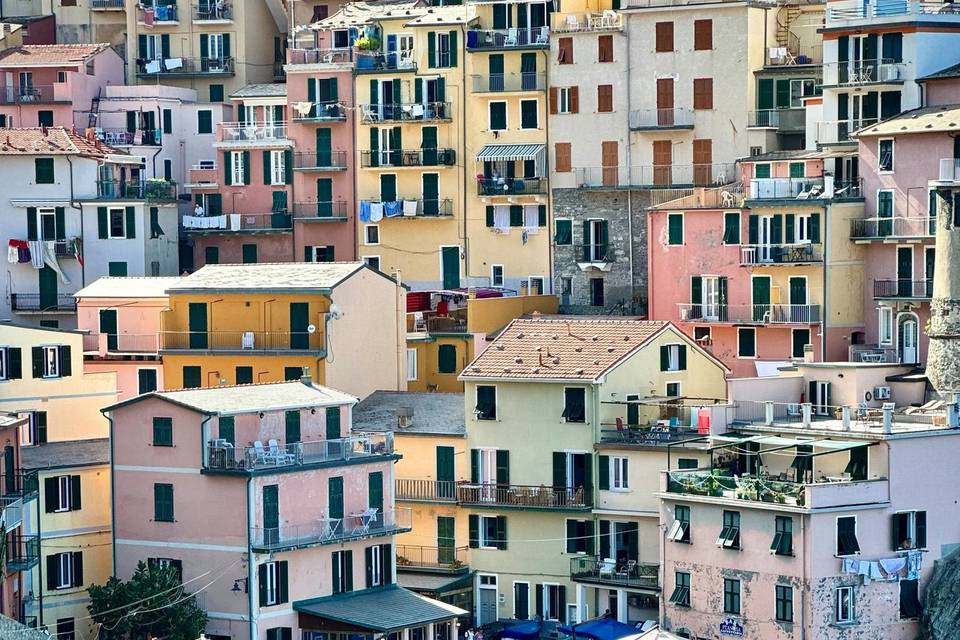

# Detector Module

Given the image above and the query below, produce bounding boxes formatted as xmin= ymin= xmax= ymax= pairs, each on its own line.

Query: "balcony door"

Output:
xmin=789 ymin=277 xmax=807 ymax=323
xmin=896 ymin=246 xmax=912 ymax=297
xmin=926 ymin=247 xmax=935 ymax=298
xmin=752 ymin=276 xmax=771 ymax=322
xmin=702 ymin=276 xmax=722 ymax=321
xmin=653 ymin=141 xmax=672 ymax=185
xmin=601 ymin=141 xmax=618 ymax=187
xmin=436 ymin=446 xmax=455 ymax=499
xmin=188 ymin=302 xmax=207 ymax=349
xmin=656 ymin=78 xmax=674 ymax=126
xmin=99 ymin=309 xmax=118 ymax=351
xmin=758 ymin=215 xmax=774 ymax=262
xmin=437 ymin=516 xmax=456 ymax=564
xmin=263 ymin=484 xmax=279 ymax=546
xmin=38 ymin=266 xmax=57 ymax=312
xmin=289 ymin=302 xmax=309 ymax=350
xmin=898 ymin=313 xmax=918 ymax=364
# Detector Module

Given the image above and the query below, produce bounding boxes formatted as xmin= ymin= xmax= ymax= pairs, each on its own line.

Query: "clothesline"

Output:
xmin=841 ymin=549 xmax=922 ymax=585
xmin=7 ymin=239 xmax=72 ymax=283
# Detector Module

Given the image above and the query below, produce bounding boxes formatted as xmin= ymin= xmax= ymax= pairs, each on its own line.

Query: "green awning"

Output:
xmin=294 ymin=585 xmax=466 ymax=632
xmin=476 ymin=143 xmax=546 ymax=176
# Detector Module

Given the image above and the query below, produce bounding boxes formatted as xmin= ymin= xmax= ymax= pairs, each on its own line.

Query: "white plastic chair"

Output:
xmin=361 ymin=104 xmax=379 ymax=122
xmin=410 ymin=103 xmax=425 ymax=119
xmin=599 ymin=559 xmax=616 ymax=577
xmin=268 ymin=438 xmax=295 ymax=465
xmin=504 ymin=27 xmax=518 ymax=46
xmin=252 ymin=441 xmax=270 ymax=466
xmin=241 ymin=331 xmax=254 ymax=350
xmin=536 ymin=27 xmax=549 ymax=44
xmin=564 ymin=14 xmax=579 ymax=30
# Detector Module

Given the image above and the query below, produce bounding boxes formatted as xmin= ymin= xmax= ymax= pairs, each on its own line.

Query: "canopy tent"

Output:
xmin=498 ymin=621 xmax=545 ymax=640
xmin=476 ymin=143 xmax=546 ymax=177
xmin=558 ymin=618 xmax=642 ymax=640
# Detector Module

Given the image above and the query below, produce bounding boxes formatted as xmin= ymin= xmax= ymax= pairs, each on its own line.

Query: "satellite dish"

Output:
xmin=307 ymin=324 xmax=317 ymax=334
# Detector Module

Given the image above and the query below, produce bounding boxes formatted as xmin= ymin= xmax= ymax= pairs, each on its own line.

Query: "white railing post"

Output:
xmin=764 ymin=401 xmax=775 ymax=426
xmin=801 ymin=403 xmax=812 ymax=428
xmin=842 ymin=405 xmax=851 ymax=430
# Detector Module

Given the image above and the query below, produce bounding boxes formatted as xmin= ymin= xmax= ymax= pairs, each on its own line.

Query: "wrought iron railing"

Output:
xmin=205 ymin=433 xmax=394 ymax=472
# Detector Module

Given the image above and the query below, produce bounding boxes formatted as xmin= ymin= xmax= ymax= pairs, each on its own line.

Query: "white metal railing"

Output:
xmin=552 ymin=10 xmax=624 ymax=32
xmin=677 ymin=303 xmax=821 ymax=324
xmin=250 ymin=507 xmax=412 ymax=549
xmin=939 ymin=158 xmax=960 ymax=182
xmin=629 ymin=108 xmax=694 ymax=129
xmin=850 ymin=216 xmax=935 ymax=239
xmin=749 ymin=177 xmax=825 ymax=199
xmin=205 ymin=433 xmax=394 ymax=471
xmin=827 ymin=0 xmax=960 ymax=22
xmin=822 ymin=60 xmax=906 ymax=86
xmin=218 ymin=122 xmax=288 ymax=142
xmin=816 ymin=118 xmax=879 ymax=144
xmin=740 ymin=243 xmax=822 ymax=265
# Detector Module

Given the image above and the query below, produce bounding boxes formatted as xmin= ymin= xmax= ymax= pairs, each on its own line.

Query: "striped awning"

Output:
xmin=476 ymin=143 xmax=546 ymax=177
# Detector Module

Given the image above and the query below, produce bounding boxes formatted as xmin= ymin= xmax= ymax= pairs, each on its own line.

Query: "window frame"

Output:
xmin=55 ymin=475 xmax=71 ymax=512
xmin=667 ymin=505 xmax=691 ymax=543
xmin=722 ymin=211 xmax=740 ymax=245
xmin=406 ymin=348 xmax=418 ymax=381
xmin=878 ymin=138 xmax=894 ymax=173
xmin=107 ymin=207 xmax=126 ymax=239
xmin=611 ymin=456 xmax=629 ymax=490
xmin=479 ymin=515 xmax=499 ymax=549
xmin=264 ymin=560 xmax=279 ymax=605
xmin=879 ymin=306 xmax=893 ymax=345
xmin=723 ymin=577 xmax=741 ymax=615
xmin=666 ymin=381 xmax=681 ymax=397
xmin=893 ymin=510 xmax=927 ymax=550
xmin=835 ymin=585 xmax=855 ymax=624
xmin=364 ymin=224 xmax=380 ymax=246
xmin=231 ymin=151 xmax=244 ymax=185
xmin=491 ymin=264 xmax=504 ymax=287
xmin=562 ymin=387 xmax=586 ymax=423
xmin=519 ymin=99 xmax=539 ymax=129
xmin=541 ymin=583 xmax=562 ymax=622
xmin=836 ymin=515 xmax=860 ymax=557
xmin=771 ymin=515 xmax=793 ymax=555
xmin=717 ymin=510 xmax=741 ymax=549
xmin=667 ymin=213 xmax=684 ymax=245
xmin=669 ymin=571 xmax=690 ymax=607
xmin=775 ymin=584 xmax=793 ymax=622
xmin=557 ymin=87 xmax=571 ymax=114
xmin=270 ymin=150 xmax=286 ymax=186
xmin=55 ymin=552 xmax=73 ymax=589
xmin=488 ymin=101 xmax=508 ymax=131
xmin=0 ymin=346 xmax=7 ymax=381
xmin=475 ymin=385 xmax=497 ymax=421
xmin=737 ymin=327 xmax=757 ymax=359
xmin=369 ymin=544 xmax=383 ymax=587
xmin=42 ymin=345 xmax=60 ymax=378
xmin=363 ymin=255 xmax=381 ymax=271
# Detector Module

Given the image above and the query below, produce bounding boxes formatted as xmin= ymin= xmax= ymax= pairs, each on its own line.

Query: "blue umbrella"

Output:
xmin=498 ymin=621 xmax=543 ymax=640
xmin=558 ymin=618 xmax=641 ymax=640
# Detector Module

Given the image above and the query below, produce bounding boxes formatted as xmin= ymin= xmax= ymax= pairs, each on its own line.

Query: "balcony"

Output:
xmin=822 ymin=60 xmax=906 ymax=87
xmin=574 ymin=163 xmax=737 ymax=189
xmin=570 ymin=557 xmax=659 ymax=591
xmin=292 ymin=200 xmax=349 ymax=220
xmin=466 ymin=27 xmax=550 ymax=50
xmin=0 ymin=85 xmax=68 ymax=105
xmin=849 ymin=345 xmax=899 ymax=363
xmin=354 ymin=51 xmax=417 ymax=74
xmin=573 ymin=243 xmax=613 ymax=265
xmin=748 ymin=177 xmax=826 ymax=200
xmin=739 ymin=243 xmax=822 ymax=266
xmin=765 ymin=44 xmax=822 ymax=66
xmin=91 ymin=0 xmax=124 ymax=9
xmin=205 ymin=433 xmax=395 ymax=473
xmin=406 ymin=310 xmax=468 ymax=335
xmin=250 ymin=507 xmax=411 ymax=552
xmin=599 ymin=426 xmax=702 ymax=446
xmin=816 ymin=118 xmax=878 ymax=145
xmin=95 ymin=179 xmax=177 ymax=201
xmin=361 ymin=198 xmax=453 ymax=218
xmin=11 ymin=293 xmax=76 ymax=313
xmin=1 ymin=469 xmax=38 ymax=501
xmin=938 ymin=158 xmax=960 ymax=183
xmin=161 ymin=330 xmax=323 ymax=352
xmin=397 ymin=545 xmax=469 ymax=573
xmin=215 ymin=122 xmax=290 ymax=147
xmin=360 ymin=102 xmax=452 ymax=123
xmin=98 ymin=128 xmax=162 ymax=146
xmin=82 ymin=332 xmax=161 ymax=355
xmin=471 ymin=73 xmax=546 ymax=93
xmin=457 ymin=483 xmax=592 ymax=510
xmin=291 ymin=101 xmax=347 ymax=122
xmin=747 ymin=108 xmax=806 ymax=133
xmin=850 ymin=216 xmax=934 ymax=240
xmin=478 ymin=176 xmax=546 ymax=196
xmin=396 ymin=479 xmax=458 ymax=502
xmin=137 ymin=3 xmax=178 ymax=22
xmin=360 ymin=148 xmax=456 ymax=168
xmin=193 ymin=2 xmax=232 ymax=21
xmin=552 ymin=11 xmax=624 ymax=32
xmin=874 ymin=279 xmax=932 ymax=300
xmin=827 ymin=0 xmax=960 ymax=26
xmin=677 ymin=303 xmax=821 ymax=324
xmin=292 ymin=151 xmax=348 ymax=171
xmin=288 ymin=48 xmax=353 ymax=66
xmin=6 ymin=535 xmax=39 ymax=571
xmin=136 ymin=57 xmax=235 ymax=77
xmin=182 ymin=212 xmax=292 ymax=234
xmin=628 ymin=109 xmax=694 ymax=131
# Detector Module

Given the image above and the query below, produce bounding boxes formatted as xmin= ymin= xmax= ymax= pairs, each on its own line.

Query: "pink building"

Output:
xmin=660 ymin=363 xmax=952 ymax=639
xmin=106 ymin=378 xmax=464 ymax=640
xmin=0 ymin=44 xmax=125 ymax=129
xmin=75 ymin=276 xmax=178 ymax=400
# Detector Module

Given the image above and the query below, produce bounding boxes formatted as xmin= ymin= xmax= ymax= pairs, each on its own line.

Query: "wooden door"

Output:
xmin=601 ymin=141 xmax=618 ymax=187
xmin=653 ymin=140 xmax=672 ymax=185
xmin=656 ymin=78 xmax=674 ymax=125
xmin=693 ymin=139 xmax=712 ymax=185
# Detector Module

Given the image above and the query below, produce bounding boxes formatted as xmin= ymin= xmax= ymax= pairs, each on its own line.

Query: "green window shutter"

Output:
xmin=509 ymin=205 xmax=523 ymax=227
xmin=138 ymin=34 xmax=147 ymax=58
xmin=125 ymin=206 xmax=136 ymax=239
xmin=242 ymin=151 xmax=251 ymax=185
xmin=678 ymin=344 xmax=687 ymax=370
xmin=161 ymin=34 xmax=170 ymax=58
xmin=495 ymin=516 xmax=507 ymax=550
xmin=566 ymin=520 xmax=578 ymax=553
xmin=198 ymin=110 xmax=212 ymax=134
xmin=219 ymin=416 xmax=235 ymax=445
xmin=748 ymin=215 xmax=759 ymax=244
xmin=754 ymin=164 xmax=771 ymax=179
xmin=722 ymin=212 xmax=739 ymax=244
xmin=485 ymin=205 xmax=494 ymax=227
xmin=415 ymin=78 xmax=423 ymax=103
xmin=368 ymin=471 xmax=383 ymax=512
xmin=70 ymin=475 xmax=81 ymax=511
xmin=182 ymin=366 xmax=201 ymax=388
xmin=97 ymin=207 xmax=108 ymax=239
xmin=789 ymin=162 xmax=804 ymax=178
xmin=668 ymin=214 xmax=683 ymax=245
xmin=263 ymin=150 xmax=272 ymax=185
xmin=152 ymin=417 xmax=173 ymax=446
xmin=331 ymin=554 xmax=341 ymax=594
xmin=285 ymin=410 xmax=300 ymax=443
xmin=468 ymin=514 xmax=479 ymax=548
xmin=757 ymin=78 xmax=774 ymax=110
xmin=242 ymin=243 xmax=257 ymax=264
xmin=660 ymin=345 xmax=669 ymax=371
xmin=126 ymin=111 xmax=137 ymax=133
xmin=785 ymin=214 xmax=795 ymax=244
xmin=598 ymin=455 xmax=610 ymax=490
xmin=691 ymin=276 xmax=702 ymax=304
xmin=811 ymin=213 xmax=821 ymax=243
xmin=369 ymin=79 xmax=379 ymax=105
xmin=222 ymin=33 xmax=231 ymax=58
xmin=449 ymin=30 xmax=458 ymax=66
xmin=224 ymin=152 xmax=232 ymax=186
xmin=162 ymin=109 xmax=172 ymax=134
xmin=428 ymin=32 xmax=436 ymax=68
xmin=284 ymin=150 xmax=292 ymax=184
xmin=775 ymin=79 xmax=791 ymax=108
xmin=369 ymin=127 xmax=379 ymax=168
xmin=772 ymin=214 xmax=783 ymax=243
xmin=209 ymin=85 xmax=224 ymax=102
xmin=277 ymin=561 xmax=288 ymax=603
xmin=555 ymin=219 xmax=572 ymax=244
xmin=154 ymin=483 xmax=173 ymax=521
xmin=436 ymin=78 xmax=446 ymax=102
xmin=35 ymin=158 xmax=54 ymax=184
xmin=380 ymin=174 xmax=396 ymax=203
xmin=470 ymin=448 xmax=479 ymax=483
xmin=552 ymin=451 xmax=566 ymax=488
xmin=495 ymin=450 xmax=510 ymax=485
xmin=326 ymin=406 xmax=340 ymax=440
xmin=392 ymin=79 xmax=401 ymax=106
xmin=538 ymin=205 xmax=547 ymax=227
xmin=26 ymin=207 xmax=38 ymax=241
xmin=328 ymin=476 xmax=343 ymax=520
xmin=438 ymin=344 xmax=457 ymax=373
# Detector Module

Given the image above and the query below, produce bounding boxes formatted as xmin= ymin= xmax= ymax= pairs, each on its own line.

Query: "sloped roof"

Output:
xmin=404 ymin=5 xmax=477 ymax=26
xmin=353 ymin=391 xmax=465 ymax=435
xmin=459 ymin=317 xmax=674 ymax=382
xmin=21 ymin=438 xmax=110 ymax=470
xmin=920 ymin=61 xmax=960 ymax=81
xmin=856 ymin=104 xmax=960 ymax=137
xmin=0 ymin=43 xmax=110 ymax=67
xmin=75 ymin=276 xmax=181 ymax=299
xmin=231 ymin=83 xmax=287 ymax=98
xmin=312 ymin=0 xmax=426 ymax=28
xmin=166 ymin=262 xmax=369 ymax=293
xmin=0 ymin=127 xmax=122 ymax=157
xmin=294 ymin=585 xmax=466 ymax=631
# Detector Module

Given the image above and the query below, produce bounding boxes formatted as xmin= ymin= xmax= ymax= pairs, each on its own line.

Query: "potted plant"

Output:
xmin=353 ymin=36 xmax=380 ymax=69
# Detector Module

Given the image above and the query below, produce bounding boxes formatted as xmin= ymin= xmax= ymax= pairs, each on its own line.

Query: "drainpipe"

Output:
xmin=821 ymin=203 xmax=828 ymax=361
xmin=624 ymin=14 xmax=635 ymax=313
xmin=103 ymin=411 xmax=117 ymax=577
xmin=460 ymin=23 xmax=468 ymax=285
xmin=65 ymin=156 xmax=86 ymax=286
xmin=543 ymin=48 xmax=553 ymax=293
xmin=247 ymin=475 xmax=255 ymax=640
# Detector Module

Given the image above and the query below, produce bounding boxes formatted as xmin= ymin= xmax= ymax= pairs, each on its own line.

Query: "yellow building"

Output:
xmin=159 ymin=262 xmax=408 ymax=399
xmin=0 ymin=323 xmax=117 ymax=637
xmin=458 ymin=317 xmax=728 ymax=625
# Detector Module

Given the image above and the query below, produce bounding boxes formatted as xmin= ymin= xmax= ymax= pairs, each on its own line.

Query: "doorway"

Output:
xmin=898 ymin=313 xmax=918 ymax=363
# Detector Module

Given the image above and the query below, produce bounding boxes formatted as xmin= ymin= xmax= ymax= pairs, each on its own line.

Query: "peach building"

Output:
xmin=106 ymin=378 xmax=464 ymax=640
xmin=75 ymin=276 xmax=179 ymax=399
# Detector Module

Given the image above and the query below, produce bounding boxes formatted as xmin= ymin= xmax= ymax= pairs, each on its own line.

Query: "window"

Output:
xmin=694 ymin=19 xmax=712 ymax=50
xmin=0 ymin=346 xmax=22 ymax=381
xmin=475 ymin=385 xmax=496 ymax=420
xmin=590 ymin=278 xmax=604 ymax=307
xmin=667 ymin=213 xmax=683 ymax=245
xmin=792 ymin=329 xmax=810 ymax=359
xmin=879 ymin=139 xmax=894 ymax=172
xmin=565 ymin=519 xmax=593 ymax=554
xmin=666 ymin=382 xmax=681 ymax=397
xmin=611 ymin=457 xmax=628 ymax=490
xmin=528 ymin=276 xmax=545 ymax=296
xmin=306 ymin=245 xmax=335 ymax=263
xmin=260 ymin=560 xmax=289 ymax=605
xmin=431 ymin=31 xmax=454 ymax=68
xmin=794 ymin=213 xmax=814 ymax=243
xmin=152 ymin=417 xmax=173 ymax=446
xmin=365 ymin=224 xmax=380 ymax=245
xmin=669 ymin=571 xmax=690 ymax=607
xmin=479 ymin=515 xmax=505 ymax=549
xmin=197 ymin=110 xmax=213 ymax=134
xmin=660 ymin=344 xmax=687 ymax=371
xmin=491 ymin=264 xmax=504 ymax=287
xmin=754 ymin=163 xmax=771 ymax=179
xmin=737 ymin=327 xmax=756 ymax=358
xmin=48 ymin=552 xmax=82 ymax=590
xmin=541 ymin=584 xmax=564 ymax=622
xmin=56 ymin=618 xmax=75 ymax=640
xmin=106 ymin=207 xmax=126 ymax=239
xmin=693 ymin=78 xmax=713 ymax=110
xmin=892 ymin=511 xmax=926 ymax=550
xmin=514 ymin=582 xmax=530 ymax=620
xmin=489 ymin=102 xmax=507 ymax=131
xmin=148 ymin=557 xmax=183 ymax=581
xmin=694 ymin=326 xmax=711 ymax=346
xmin=44 ymin=475 xmax=80 ymax=513
xmin=717 ymin=510 xmax=741 ymax=549
xmin=655 ymin=21 xmax=674 ymax=52
xmin=562 ymin=388 xmax=586 ymax=423
xmin=554 ymin=143 xmax=572 ymax=173
xmin=597 ymin=84 xmax=613 ymax=113
xmin=836 ymin=516 xmax=860 ymax=556
xmin=598 ymin=34 xmax=613 ymax=62
xmin=406 ymin=349 xmax=418 ymax=381
xmin=35 ymin=158 xmax=54 ymax=184
xmin=723 ymin=578 xmax=741 ymax=615
xmin=438 ymin=344 xmax=457 ymax=374
xmin=154 ymin=483 xmax=174 ymax=522
xmin=366 ymin=544 xmax=389 ymax=587
xmin=231 ymin=151 xmax=245 ymax=185
xmin=520 ymin=99 xmax=538 ymax=129
xmin=835 ymin=585 xmax=855 ymax=623
xmin=109 ymin=262 xmax=128 ymax=277
xmin=667 ymin=505 xmax=690 ymax=543
xmin=771 ymin=516 xmax=793 ymax=555
xmin=879 ymin=306 xmax=893 ymax=345
xmin=22 ymin=411 xmax=46 ymax=446
xmin=723 ymin=212 xmax=740 ymax=244
xmin=555 ymin=219 xmax=572 ymax=245
xmin=776 ymin=585 xmax=793 ymax=622
xmin=557 ymin=37 xmax=573 ymax=64
xmin=364 ymin=256 xmax=381 ymax=271
xmin=209 ymin=84 xmax=225 ymax=102
xmin=40 ymin=345 xmax=60 ymax=378
xmin=270 ymin=150 xmax=286 ymax=185
xmin=555 ymin=87 xmax=573 ymax=114
xmin=242 ymin=243 xmax=258 ymax=264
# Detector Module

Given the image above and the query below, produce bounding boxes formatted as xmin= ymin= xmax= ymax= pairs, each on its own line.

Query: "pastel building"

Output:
xmin=75 ymin=276 xmax=179 ymax=399
xmin=660 ymin=363 xmax=951 ymax=639
xmin=107 ymin=379 xmax=465 ymax=640
xmin=158 ymin=262 xmax=407 ymax=399
xmin=0 ymin=43 xmax=124 ymax=129
xmin=458 ymin=317 xmax=727 ymax=625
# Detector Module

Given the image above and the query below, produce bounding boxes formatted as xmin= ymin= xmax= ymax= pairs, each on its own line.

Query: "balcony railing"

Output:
xmin=570 ymin=557 xmax=659 ymax=590
xmin=360 ymin=148 xmax=456 ymax=168
xmin=816 ymin=118 xmax=878 ymax=144
xmin=457 ymin=483 xmax=591 ymax=509
xmin=98 ymin=128 xmax=162 ymax=146
xmin=83 ymin=332 xmax=161 ymax=354
xmin=291 ymin=101 xmax=347 ymax=121
xmin=396 ymin=479 xmax=458 ymax=502
xmin=161 ymin=330 xmax=322 ymax=351
xmin=288 ymin=48 xmax=353 ymax=65
xmin=874 ymin=279 xmax=932 ymax=299
xmin=292 ymin=151 xmax=348 ymax=170
xmin=218 ymin=122 xmax=289 ymax=144
xmin=766 ymin=44 xmax=822 ymax=66
xmin=599 ymin=426 xmax=701 ymax=446
xmin=747 ymin=108 xmax=806 ymax=133
xmin=11 ymin=293 xmax=76 ymax=312
xmin=361 ymin=198 xmax=453 ymax=218
xmin=360 ymin=102 xmax=452 ymax=123
xmin=629 ymin=108 xmax=694 ymax=130
xmin=850 ymin=216 xmax=935 ymax=239
xmin=193 ymin=2 xmax=232 ymax=20
xmin=183 ymin=212 xmax=292 ymax=233
xmin=552 ymin=11 xmax=624 ymax=32
xmin=205 ymin=433 xmax=394 ymax=472
xmin=822 ymin=60 xmax=906 ymax=86
xmin=136 ymin=57 xmax=235 ymax=76
xmin=406 ymin=311 xmax=468 ymax=335
xmin=939 ymin=158 xmax=960 ymax=182
xmin=96 ymin=179 xmax=177 ymax=201
xmin=6 ymin=535 xmax=39 ymax=571
xmin=739 ymin=243 xmax=822 ymax=265
xmin=292 ymin=200 xmax=349 ymax=219
xmin=677 ymin=303 xmax=821 ymax=324
xmin=354 ymin=51 xmax=417 ymax=73
xmin=467 ymin=27 xmax=550 ymax=49
xmin=91 ymin=0 xmax=124 ymax=8
xmin=850 ymin=346 xmax=899 ymax=363
xmin=251 ymin=507 xmax=411 ymax=551
xmin=748 ymin=177 xmax=825 ymax=200
xmin=0 ymin=85 xmax=63 ymax=105
xmin=827 ymin=0 xmax=960 ymax=23
xmin=575 ymin=163 xmax=737 ymax=188
xmin=478 ymin=176 xmax=546 ymax=196
xmin=1 ymin=470 xmax=38 ymax=501
xmin=397 ymin=545 xmax=469 ymax=571
xmin=137 ymin=4 xmax=178 ymax=21
xmin=471 ymin=73 xmax=546 ymax=92
xmin=574 ymin=243 xmax=613 ymax=263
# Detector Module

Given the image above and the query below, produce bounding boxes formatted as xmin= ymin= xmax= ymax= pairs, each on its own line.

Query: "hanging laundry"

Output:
xmin=384 ymin=201 xmax=402 ymax=217
xmin=841 ymin=558 xmax=859 ymax=574
xmin=73 ymin=238 xmax=83 ymax=267
xmin=369 ymin=202 xmax=384 ymax=222
xmin=402 ymin=200 xmax=418 ymax=217
xmin=359 ymin=200 xmax=372 ymax=222
xmin=28 ymin=241 xmax=44 ymax=268
xmin=905 ymin=550 xmax=922 ymax=580
xmin=42 ymin=241 xmax=70 ymax=285
xmin=8 ymin=239 xmax=25 ymax=264
xmin=144 ymin=7 xmax=155 ymax=24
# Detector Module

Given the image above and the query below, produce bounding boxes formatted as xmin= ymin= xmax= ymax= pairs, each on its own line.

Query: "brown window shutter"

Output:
xmin=598 ymin=35 xmax=613 ymax=63
xmin=558 ymin=37 xmax=573 ymax=64
xmin=555 ymin=143 xmax=572 ymax=173
xmin=549 ymin=88 xmax=558 ymax=114
xmin=694 ymin=19 xmax=713 ymax=50
xmin=693 ymin=78 xmax=713 ymax=110
xmin=655 ymin=22 xmax=673 ymax=53
xmin=693 ymin=139 xmax=713 ymax=164
xmin=598 ymin=85 xmax=613 ymax=113
xmin=569 ymin=86 xmax=579 ymax=114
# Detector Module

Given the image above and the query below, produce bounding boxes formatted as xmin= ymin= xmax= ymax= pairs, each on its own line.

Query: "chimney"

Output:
xmin=396 ymin=406 xmax=414 ymax=428
xmin=41 ymin=125 xmax=48 ymax=136
xmin=299 ymin=368 xmax=312 ymax=386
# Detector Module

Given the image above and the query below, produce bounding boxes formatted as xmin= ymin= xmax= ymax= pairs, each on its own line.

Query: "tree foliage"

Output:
xmin=920 ymin=548 xmax=960 ymax=639
xmin=87 ymin=561 xmax=207 ymax=640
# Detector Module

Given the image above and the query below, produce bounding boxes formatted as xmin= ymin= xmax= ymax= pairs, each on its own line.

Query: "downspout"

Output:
xmin=247 ymin=476 xmax=255 ymax=640
xmin=543 ymin=48 xmax=553 ymax=293
xmin=65 ymin=157 xmax=86 ymax=286
xmin=460 ymin=23 xmax=468 ymax=284
xmin=624 ymin=13 xmax=634 ymax=313
xmin=103 ymin=410 xmax=117 ymax=577
xmin=821 ymin=203 xmax=828 ymax=362
xmin=150 ymin=145 xmax=163 ymax=179
xmin=36 ymin=468 xmax=44 ymax=628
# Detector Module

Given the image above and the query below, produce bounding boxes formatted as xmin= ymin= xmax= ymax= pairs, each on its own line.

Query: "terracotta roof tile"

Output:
xmin=459 ymin=317 xmax=670 ymax=382
xmin=0 ymin=127 xmax=123 ymax=157
xmin=0 ymin=43 xmax=110 ymax=67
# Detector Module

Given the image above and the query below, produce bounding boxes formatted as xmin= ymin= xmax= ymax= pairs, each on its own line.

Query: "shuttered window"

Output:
xmin=152 ymin=417 xmax=173 ymax=447
xmin=693 ymin=78 xmax=713 ymax=110
xmin=655 ymin=22 xmax=674 ymax=52
xmin=555 ymin=143 xmax=572 ymax=173
xmin=520 ymin=99 xmax=538 ymax=129
xmin=438 ymin=344 xmax=457 ymax=374
xmin=668 ymin=214 xmax=683 ymax=245
xmin=597 ymin=35 xmax=613 ymax=62
xmin=694 ymin=19 xmax=713 ymax=50
xmin=153 ymin=483 xmax=174 ymax=521
xmin=597 ymin=85 xmax=613 ymax=113
xmin=197 ymin=110 xmax=212 ymax=134
xmin=489 ymin=102 xmax=507 ymax=131
xmin=35 ymin=158 xmax=54 ymax=184
xmin=557 ymin=37 xmax=573 ymax=64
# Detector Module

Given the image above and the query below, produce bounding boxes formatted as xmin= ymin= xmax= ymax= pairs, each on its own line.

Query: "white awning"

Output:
xmin=476 ymin=143 xmax=546 ymax=176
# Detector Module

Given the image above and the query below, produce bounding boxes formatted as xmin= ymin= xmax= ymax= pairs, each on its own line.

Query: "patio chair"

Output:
xmin=251 ymin=440 xmax=270 ymax=466
xmin=268 ymin=438 xmax=296 ymax=465
xmin=241 ymin=331 xmax=255 ymax=350
xmin=602 ymin=9 xmax=618 ymax=27
xmin=504 ymin=27 xmax=518 ymax=47
xmin=535 ymin=27 xmax=549 ymax=44
xmin=599 ymin=559 xmax=616 ymax=578
xmin=564 ymin=14 xmax=579 ymax=30
xmin=361 ymin=104 xmax=379 ymax=122
xmin=410 ymin=103 xmax=425 ymax=119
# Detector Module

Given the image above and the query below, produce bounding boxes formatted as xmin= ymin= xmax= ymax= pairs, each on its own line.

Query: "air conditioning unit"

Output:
xmin=874 ymin=386 xmax=891 ymax=400
xmin=441 ymin=149 xmax=456 ymax=166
